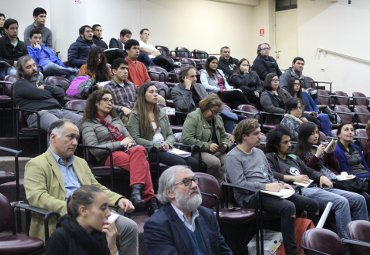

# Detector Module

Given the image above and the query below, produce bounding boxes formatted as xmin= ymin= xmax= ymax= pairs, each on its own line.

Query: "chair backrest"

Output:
xmin=237 ymin=104 xmax=262 ymax=123
xmin=155 ymin=45 xmax=171 ymax=57
xmin=152 ymin=81 xmax=170 ymax=99
xmin=180 ymin=57 xmax=196 ymax=68
xmin=302 ymin=228 xmax=344 ymax=255
xmin=304 ymin=76 xmax=315 ymax=89
xmin=195 ymin=172 xmax=222 ymax=209
xmin=0 ymin=193 xmax=13 ymax=232
xmin=148 ymin=66 xmax=169 ymax=82
xmin=352 ymin=91 xmax=368 ymax=106
xmin=348 ymin=220 xmax=370 ymax=255
xmin=175 ymin=47 xmax=191 ymax=58
xmin=333 ymin=90 xmax=350 ymax=106
xmin=317 ymin=89 xmax=331 ymax=106
xmin=334 ymin=105 xmax=354 ymax=123
xmin=355 ymin=129 xmax=368 ymax=150
xmin=192 ymin=49 xmax=209 ymax=60
xmin=4 ymin=75 xmax=18 ymax=84
xmin=354 ymin=105 xmax=370 ymax=125
xmin=44 ymin=76 xmax=71 ymax=91
xmin=64 ymin=99 xmax=87 ymax=113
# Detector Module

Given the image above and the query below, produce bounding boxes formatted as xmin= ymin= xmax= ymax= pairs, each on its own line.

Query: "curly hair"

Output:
xmin=86 ymin=47 xmax=110 ymax=82
xmin=82 ymin=89 xmax=117 ymax=122
xmin=266 ymin=125 xmax=292 ymax=153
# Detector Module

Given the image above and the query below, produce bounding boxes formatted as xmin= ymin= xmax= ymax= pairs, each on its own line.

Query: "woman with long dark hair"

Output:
xmin=127 ymin=82 xmax=199 ymax=170
xmin=79 ymin=47 xmax=112 ymax=82
xmin=200 ymin=56 xmax=249 ymax=109
xmin=81 ymin=90 xmax=157 ymax=215
xmin=0 ymin=13 xmax=5 ymax=37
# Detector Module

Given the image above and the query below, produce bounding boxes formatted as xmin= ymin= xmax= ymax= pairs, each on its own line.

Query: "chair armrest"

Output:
xmin=12 ymin=201 xmax=60 ymax=242
xmin=233 ymin=109 xmax=261 ymax=119
xmin=342 ymin=238 xmax=370 ymax=248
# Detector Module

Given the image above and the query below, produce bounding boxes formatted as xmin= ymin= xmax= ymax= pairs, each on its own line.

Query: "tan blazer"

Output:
xmin=24 ymin=150 xmax=123 ymax=240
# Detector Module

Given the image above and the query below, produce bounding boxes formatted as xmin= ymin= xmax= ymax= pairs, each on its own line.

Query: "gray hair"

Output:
xmin=16 ymin=55 xmax=34 ymax=79
xmin=157 ymin=165 xmax=191 ymax=204
xmin=48 ymin=119 xmax=75 ymax=138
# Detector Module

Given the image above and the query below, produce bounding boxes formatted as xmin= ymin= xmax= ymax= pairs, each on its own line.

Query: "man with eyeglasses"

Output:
xmin=24 ymin=7 xmax=53 ymax=48
xmin=217 ymin=46 xmax=239 ymax=81
xmin=252 ymin=42 xmax=282 ymax=81
xmin=144 ymin=165 xmax=232 ymax=255
xmin=280 ymin=57 xmax=307 ymax=90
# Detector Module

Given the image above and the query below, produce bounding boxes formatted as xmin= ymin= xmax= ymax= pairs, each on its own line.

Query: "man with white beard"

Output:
xmin=144 ymin=166 xmax=232 ymax=255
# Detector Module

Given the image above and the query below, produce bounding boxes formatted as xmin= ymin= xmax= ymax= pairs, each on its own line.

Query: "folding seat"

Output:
xmin=352 ymin=91 xmax=369 ymax=106
xmin=332 ymin=90 xmax=350 ymax=107
xmin=348 ymin=220 xmax=370 ymax=255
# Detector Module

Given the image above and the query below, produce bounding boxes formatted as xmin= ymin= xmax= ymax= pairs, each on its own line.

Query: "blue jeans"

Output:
xmin=302 ymin=187 xmax=368 ymax=238
xmin=42 ymin=62 xmax=78 ymax=78
xmin=0 ymin=66 xmax=16 ymax=79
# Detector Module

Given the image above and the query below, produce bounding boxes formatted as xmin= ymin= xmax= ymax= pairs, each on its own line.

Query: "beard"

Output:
xmin=24 ymin=71 xmax=40 ymax=84
xmin=174 ymin=188 xmax=202 ymax=212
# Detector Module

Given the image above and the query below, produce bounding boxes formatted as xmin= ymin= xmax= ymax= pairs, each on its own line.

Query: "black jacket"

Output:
xmin=68 ymin=37 xmax=96 ymax=68
xmin=217 ymin=57 xmax=238 ymax=80
xmin=0 ymin=36 xmax=27 ymax=66
xmin=230 ymin=70 xmax=263 ymax=94
xmin=252 ymin=55 xmax=282 ymax=81
xmin=93 ymin=36 xmax=108 ymax=50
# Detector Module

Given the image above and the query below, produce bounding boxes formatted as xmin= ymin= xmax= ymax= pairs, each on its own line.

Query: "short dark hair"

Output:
xmin=16 ymin=55 xmax=33 ymax=79
xmin=0 ymin=13 xmax=5 ymax=19
xmin=111 ymin=58 xmax=128 ymax=70
xmin=292 ymin=57 xmax=305 ymax=64
xmin=140 ymin=28 xmax=149 ymax=35
xmin=179 ymin=67 xmax=196 ymax=82
xmin=4 ymin=18 xmax=17 ymax=30
xmin=124 ymin=39 xmax=139 ymax=51
xmin=220 ymin=46 xmax=230 ymax=53
xmin=29 ymin=28 xmax=42 ymax=38
xmin=233 ymin=119 xmax=260 ymax=144
xmin=263 ymin=73 xmax=278 ymax=91
xmin=285 ymin=97 xmax=301 ymax=113
xmin=92 ymin=24 xmax=101 ymax=31
xmin=120 ymin=29 xmax=132 ymax=37
xmin=266 ymin=125 xmax=292 ymax=153
xmin=337 ymin=122 xmax=354 ymax=136
xmin=33 ymin=7 xmax=47 ymax=17
xmin=79 ymin=25 xmax=92 ymax=35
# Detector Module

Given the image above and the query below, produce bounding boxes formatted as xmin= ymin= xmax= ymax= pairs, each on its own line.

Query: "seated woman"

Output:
xmin=334 ymin=122 xmax=370 ymax=179
xmin=280 ymin=97 xmax=308 ymax=141
xmin=182 ymin=94 xmax=231 ymax=182
xmin=79 ymin=47 xmax=112 ymax=83
xmin=81 ymin=89 xmax=157 ymax=214
xmin=296 ymin=121 xmax=370 ymax=213
xmin=45 ymin=185 xmax=118 ymax=255
xmin=364 ymin=120 xmax=370 ymax=167
xmin=200 ymin=56 xmax=249 ymax=109
xmin=286 ymin=77 xmax=332 ymax=136
xmin=260 ymin=73 xmax=291 ymax=125
xmin=127 ymin=82 xmax=199 ymax=171
xmin=229 ymin=58 xmax=263 ymax=108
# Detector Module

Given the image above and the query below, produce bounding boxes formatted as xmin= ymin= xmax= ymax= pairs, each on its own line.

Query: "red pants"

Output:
xmin=105 ymin=145 xmax=155 ymax=202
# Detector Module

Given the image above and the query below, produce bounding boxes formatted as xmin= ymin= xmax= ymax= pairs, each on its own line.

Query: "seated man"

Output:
xmin=280 ymin=57 xmax=307 ymax=90
xmin=144 ymin=165 xmax=232 ymax=255
xmin=266 ymin=125 xmax=368 ymax=239
xmin=24 ymin=7 xmax=52 ymax=48
xmin=104 ymin=58 xmax=137 ymax=117
xmin=225 ymin=119 xmax=319 ymax=255
xmin=109 ymin=28 xmax=132 ymax=49
xmin=92 ymin=24 xmax=108 ymax=49
xmin=68 ymin=25 xmax=95 ymax=68
xmin=12 ymin=55 xmax=82 ymax=131
xmin=217 ymin=46 xmax=238 ymax=82
xmin=124 ymin=39 xmax=151 ymax=88
xmin=138 ymin=28 xmax=160 ymax=66
xmin=24 ymin=119 xmax=139 ymax=255
xmin=27 ymin=28 xmax=78 ymax=79
xmin=0 ymin=18 xmax=27 ymax=79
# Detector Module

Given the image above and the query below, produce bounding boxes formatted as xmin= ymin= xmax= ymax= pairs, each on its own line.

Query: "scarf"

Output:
xmin=96 ymin=115 xmax=125 ymax=142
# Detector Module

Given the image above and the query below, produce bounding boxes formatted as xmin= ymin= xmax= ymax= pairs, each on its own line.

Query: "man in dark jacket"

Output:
xmin=13 ymin=55 xmax=82 ymax=131
xmin=217 ymin=46 xmax=238 ymax=82
xmin=252 ymin=43 xmax=282 ymax=81
xmin=92 ymin=24 xmax=108 ymax=49
xmin=67 ymin=25 xmax=96 ymax=68
xmin=0 ymin=18 xmax=27 ymax=79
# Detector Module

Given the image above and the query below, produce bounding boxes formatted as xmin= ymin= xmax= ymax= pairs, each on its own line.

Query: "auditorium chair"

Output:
xmin=0 ymin=146 xmax=22 ymax=201
xmin=333 ymin=105 xmax=355 ymax=124
xmin=155 ymin=45 xmax=171 ymax=57
xmin=352 ymin=91 xmax=369 ymax=106
xmin=354 ymin=105 xmax=370 ymax=128
xmin=44 ymin=75 xmax=70 ymax=92
xmin=332 ymin=90 xmax=350 ymax=107
xmin=173 ymin=46 xmax=191 ymax=58
xmin=64 ymin=99 xmax=87 ymax=114
xmin=348 ymin=220 xmax=370 ymax=255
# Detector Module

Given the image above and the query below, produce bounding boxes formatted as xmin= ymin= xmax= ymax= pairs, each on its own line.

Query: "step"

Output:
xmin=0 ymin=156 xmax=32 ymax=179
xmin=0 ymin=179 xmax=26 ymax=202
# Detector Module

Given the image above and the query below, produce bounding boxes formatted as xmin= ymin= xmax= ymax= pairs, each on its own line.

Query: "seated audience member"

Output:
xmin=138 ymin=28 xmax=160 ymax=66
xmin=92 ymin=24 xmax=108 ymax=49
xmin=266 ymin=126 xmax=368 ymax=239
xmin=127 ymin=82 xmax=199 ymax=170
xmin=182 ymin=94 xmax=231 ymax=182
xmin=334 ymin=122 xmax=370 ymax=179
xmin=144 ymin=165 xmax=232 ymax=255
xmin=68 ymin=25 xmax=96 ymax=68
xmin=200 ymin=56 xmax=249 ymax=109
xmin=280 ymin=57 xmax=307 ymax=90
xmin=260 ymin=73 xmax=291 ymax=124
xmin=27 ymin=28 xmax=78 ymax=79
xmin=0 ymin=18 xmax=27 ymax=79
xmin=24 ymin=7 xmax=53 ymax=48
xmin=364 ymin=120 xmax=370 ymax=167
xmin=280 ymin=97 xmax=308 ymax=141
xmin=217 ymin=46 xmax=238 ymax=82
xmin=124 ymin=39 xmax=151 ymax=87
xmin=13 ymin=55 xmax=82 ymax=131
xmin=45 ymin=185 xmax=119 ymax=255
xmin=296 ymin=122 xmax=370 ymax=212
xmin=0 ymin=13 xmax=6 ymax=37
xmin=109 ymin=28 xmax=131 ymax=49
xmin=230 ymin=58 xmax=263 ymax=108
xmin=225 ymin=119 xmax=319 ymax=255
xmin=286 ymin=77 xmax=332 ymax=136
xmin=104 ymin=58 xmax=137 ymax=117
xmin=252 ymin=42 xmax=282 ymax=81
xmin=81 ymin=90 xmax=158 ymax=215
xmin=24 ymin=119 xmax=139 ymax=254
xmin=79 ymin=47 xmax=112 ymax=83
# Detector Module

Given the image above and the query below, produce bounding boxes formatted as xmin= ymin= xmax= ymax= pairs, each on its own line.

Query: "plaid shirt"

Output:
xmin=104 ymin=79 xmax=137 ymax=111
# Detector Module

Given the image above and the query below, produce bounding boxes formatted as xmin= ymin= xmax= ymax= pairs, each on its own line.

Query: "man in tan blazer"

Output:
xmin=24 ymin=119 xmax=139 ymax=255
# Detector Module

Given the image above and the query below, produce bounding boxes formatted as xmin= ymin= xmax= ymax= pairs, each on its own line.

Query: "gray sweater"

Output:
xmin=225 ymin=146 xmax=277 ymax=205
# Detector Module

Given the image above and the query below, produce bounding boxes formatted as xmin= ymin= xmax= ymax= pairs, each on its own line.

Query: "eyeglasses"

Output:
xmin=101 ymin=97 xmax=113 ymax=103
xmin=272 ymin=79 xmax=280 ymax=82
xmin=173 ymin=177 xmax=199 ymax=187
xmin=261 ymin=47 xmax=271 ymax=50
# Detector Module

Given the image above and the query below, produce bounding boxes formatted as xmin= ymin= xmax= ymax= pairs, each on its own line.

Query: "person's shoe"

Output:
xmin=147 ymin=197 xmax=159 ymax=216
xmin=130 ymin=184 xmax=145 ymax=208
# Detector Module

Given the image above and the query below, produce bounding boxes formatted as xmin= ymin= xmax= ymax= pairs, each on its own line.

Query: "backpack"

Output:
xmin=66 ymin=75 xmax=95 ymax=98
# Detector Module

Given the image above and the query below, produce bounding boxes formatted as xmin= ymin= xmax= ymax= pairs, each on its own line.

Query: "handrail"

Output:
xmin=316 ymin=48 xmax=370 ymax=65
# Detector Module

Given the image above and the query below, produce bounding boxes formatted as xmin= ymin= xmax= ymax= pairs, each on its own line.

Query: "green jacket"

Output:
xmin=182 ymin=108 xmax=230 ymax=152
xmin=127 ymin=108 xmax=175 ymax=148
